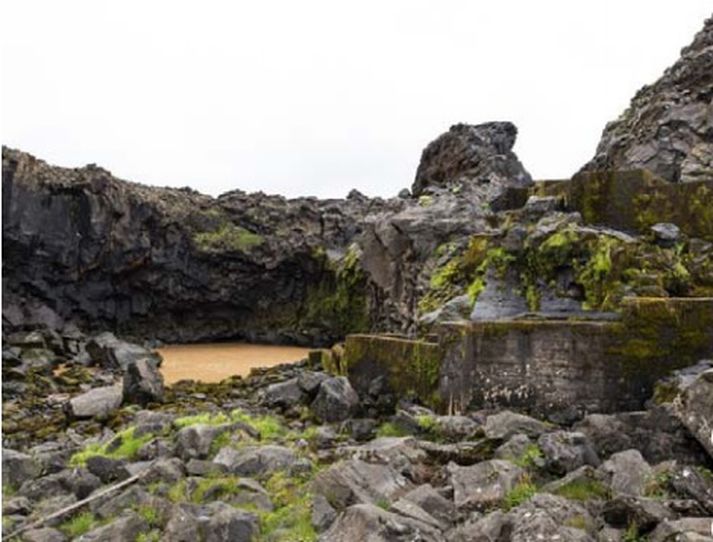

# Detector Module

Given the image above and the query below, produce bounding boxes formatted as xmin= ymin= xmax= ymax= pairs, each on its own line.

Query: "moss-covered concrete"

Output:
xmin=342 ymin=334 xmax=443 ymax=409
xmin=343 ymin=297 xmax=713 ymax=418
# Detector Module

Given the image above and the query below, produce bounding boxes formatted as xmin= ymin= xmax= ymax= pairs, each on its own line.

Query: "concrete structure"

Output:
xmin=341 ymin=298 xmax=713 ymax=420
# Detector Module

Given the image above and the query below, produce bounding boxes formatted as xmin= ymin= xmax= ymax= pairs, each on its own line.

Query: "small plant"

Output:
xmin=136 ymin=505 xmax=161 ymax=527
xmin=623 ymin=522 xmax=643 ymax=542
xmin=259 ymin=471 xmax=317 ymax=541
xmin=644 ymin=470 xmax=672 ymax=498
xmin=192 ymin=476 xmax=243 ymax=503
xmin=375 ymin=422 xmax=408 ymax=438
xmin=553 ymin=479 xmax=610 ymax=501
xmin=415 ymin=414 xmax=437 ymax=433
xmin=564 ymin=515 xmax=588 ymax=530
xmin=167 ymin=479 xmax=189 ymax=503
xmin=60 ymin=511 xmax=97 ymax=538
xmin=375 ymin=498 xmax=391 ymax=510
xmin=512 ymin=444 xmax=543 ymax=469
xmin=136 ymin=530 xmax=161 ymax=542
xmin=502 ymin=476 xmax=536 ymax=511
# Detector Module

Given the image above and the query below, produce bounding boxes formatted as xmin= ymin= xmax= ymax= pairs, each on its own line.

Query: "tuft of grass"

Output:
xmin=193 ymin=223 xmax=264 ymax=253
xmin=192 ymin=476 xmax=243 ymax=504
xmin=260 ymin=471 xmax=316 ymax=541
xmin=415 ymin=415 xmax=437 ymax=433
xmin=167 ymin=480 xmax=188 ymax=503
xmin=60 ymin=511 xmax=97 ymax=538
xmin=623 ymin=522 xmax=643 ymax=542
xmin=375 ymin=422 xmax=408 ymax=438
xmin=136 ymin=505 xmax=161 ymax=527
xmin=502 ymin=476 xmax=537 ymax=511
xmin=553 ymin=479 xmax=610 ymax=501
xmin=3 ymin=483 xmax=17 ymax=499
xmin=512 ymin=444 xmax=543 ymax=469
xmin=70 ymin=427 xmax=153 ymax=466
xmin=231 ymin=409 xmax=286 ymax=441
xmin=375 ymin=498 xmax=390 ymax=511
xmin=136 ymin=530 xmax=161 ymax=542
xmin=174 ymin=412 xmax=230 ymax=428
xmin=564 ymin=515 xmax=588 ymax=530
xmin=644 ymin=470 xmax=672 ymax=498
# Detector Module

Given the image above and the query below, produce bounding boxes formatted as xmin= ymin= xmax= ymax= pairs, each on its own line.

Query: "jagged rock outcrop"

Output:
xmin=581 ymin=16 xmax=713 ymax=182
xmin=2 ymin=148 xmax=391 ymax=344
xmin=360 ymin=121 xmax=533 ymax=332
xmin=412 ymin=121 xmax=532 ymax=203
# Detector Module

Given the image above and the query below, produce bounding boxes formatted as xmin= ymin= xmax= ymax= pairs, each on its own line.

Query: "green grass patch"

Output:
xmin=231 ymin=409 xmax=286 ymax=441
xmin=552 ymin=479 xmax=610 ymax=501
xmin=193 ymin=223 xmax=264 ymax=253
xmin=136 ymin=530 xmax=161 ymax=542
xmin=174 ymin=411 xmax=230 ymax=428
xmin=564 ymin=515 xmax=588 ymax=530
xmin=259 ymin=471 xmax=316 ymax=541
xmin=512 ymin=444 xmax=543 ymax=469
xmin=375 ymin=422 xmax=409 ymax=438
xmin=167 ymin=479 xmax=189 ymax=503
xmin=136 ymin=505 xmax=161 ymax=527
xmin=415 ymin=414 xmax=437 ymax=433
xmin=70 ymin=427 xmax=153 ymax=466
xmin=60 ymin=511 xmax=98 ymax=538
xmin=192 ymin=476 xmax=243 ymax=504
xmin=502 ymin=477 xmax=536 ymax=511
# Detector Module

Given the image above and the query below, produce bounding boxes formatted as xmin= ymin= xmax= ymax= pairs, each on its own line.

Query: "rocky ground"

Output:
xmin=2 ymin=329 xmax=713 ymax=541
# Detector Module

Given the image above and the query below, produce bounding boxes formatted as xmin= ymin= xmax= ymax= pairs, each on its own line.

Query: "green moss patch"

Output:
xmin=70 ymin=426 xmax=154 ymax=466
xmin=193 ymin=222 xmax=264 ymax=253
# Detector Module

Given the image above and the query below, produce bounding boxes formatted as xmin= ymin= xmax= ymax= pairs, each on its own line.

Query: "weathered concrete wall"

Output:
xmin=342 ymin=334 xmax=442 ymax=407
xmin=342 ymin=298 xmax=713 ymax=420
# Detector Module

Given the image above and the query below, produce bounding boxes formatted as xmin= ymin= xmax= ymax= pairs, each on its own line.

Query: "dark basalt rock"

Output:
xmin=1 ymin=147 xmax=390 ymax=345
xmin=581 ymin=16 xmax=713 ymax=183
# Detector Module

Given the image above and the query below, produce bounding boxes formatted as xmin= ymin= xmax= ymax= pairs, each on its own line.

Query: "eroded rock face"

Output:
xmin=1 ymin=147 xmax=387 ymax=345
xmin=581 ymin=16 xmax=713 ymax=182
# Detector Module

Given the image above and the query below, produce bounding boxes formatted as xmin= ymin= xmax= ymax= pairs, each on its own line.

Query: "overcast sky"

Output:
xmin=2 ymin=1 xmax=710 ymax=198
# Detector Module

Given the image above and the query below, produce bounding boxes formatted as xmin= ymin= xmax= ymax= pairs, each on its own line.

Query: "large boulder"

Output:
xmin=312 ymin=458 xmax=412 ymax=511
xmin=597 ymin=449 xmax=652 ymax=497
xmin=447 ymin=459 xmax=524 ymax=511
xmin=537 ymin=431 xmax=600 ymax=475
xmin=318 ymin=503 xmax=445 ymax=542
xmin=202 ymin=502 xmax=259 ymax=542
xmin=580 ymin=16 xmax=713 ymax=183
xmin=86 ymin=333 xmax=160 ymax=371
xmin=213 ymin=445 xmax=298 ymax=477
xmin=122 ymin=358 xmax=164 ymax=405
xmin=175 ymin=423 xmax=229 ymax=460
xmin=310 ymin=376 xmax=359 ymax=423
xmin=66 ymin=384 xmax=123 ymax=419
xmin=668 ymin=362 xmax=713 ymax=461
xmin=483 ymin=410 xmax=549 ymax=440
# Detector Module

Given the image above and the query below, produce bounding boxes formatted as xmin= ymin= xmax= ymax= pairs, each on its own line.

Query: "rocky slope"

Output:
xmin=581 ymin=16 xmax=713 ymax=183
xmin=2 ymin=330 xmax=712 ymax=541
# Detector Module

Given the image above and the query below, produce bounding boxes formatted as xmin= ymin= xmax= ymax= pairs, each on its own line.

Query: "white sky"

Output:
xmin=1 ymin=1 xmax=710 ymax=198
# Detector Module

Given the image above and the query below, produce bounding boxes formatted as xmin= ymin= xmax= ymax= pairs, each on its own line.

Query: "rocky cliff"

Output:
xmin=581 ymin=16 xmax=713 ymax=182
xmin=2 ymin=149 xmax=394 ymax=345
